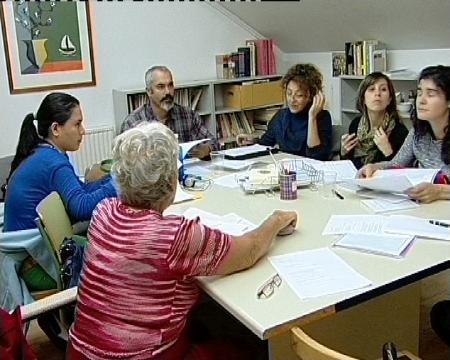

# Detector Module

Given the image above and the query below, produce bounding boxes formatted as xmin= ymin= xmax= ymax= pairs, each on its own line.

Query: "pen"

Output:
xmin=334 ymin=189 xmax=344 ymax=200
xmin=429 ymin=220 xmax=450 ymax=228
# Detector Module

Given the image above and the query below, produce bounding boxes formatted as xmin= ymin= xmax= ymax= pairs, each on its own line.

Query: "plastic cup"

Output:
xmin=319 ymin=171 xmax=337 ymax=199
xmin=210 ymin=151 xmax=224 ymax=168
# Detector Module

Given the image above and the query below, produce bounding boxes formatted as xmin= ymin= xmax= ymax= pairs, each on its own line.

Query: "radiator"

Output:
xmin=68 ymin=127 xmax=115 ymax=176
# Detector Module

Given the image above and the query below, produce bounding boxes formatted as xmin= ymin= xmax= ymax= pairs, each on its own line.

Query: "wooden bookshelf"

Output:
xmin=113 ymin=75 xmax=283 ymax=148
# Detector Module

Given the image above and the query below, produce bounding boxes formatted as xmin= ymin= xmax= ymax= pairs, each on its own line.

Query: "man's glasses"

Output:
xmin=256 ymin=274 xmax=282 ymax=299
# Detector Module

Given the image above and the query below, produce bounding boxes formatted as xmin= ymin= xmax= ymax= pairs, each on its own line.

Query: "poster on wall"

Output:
xmin=0 ymin=1 xmax=96 ymax=94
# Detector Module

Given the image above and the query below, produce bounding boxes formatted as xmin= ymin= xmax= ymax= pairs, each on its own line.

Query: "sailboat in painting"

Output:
xmin=58 ymin=35 xmax=76 ymax=55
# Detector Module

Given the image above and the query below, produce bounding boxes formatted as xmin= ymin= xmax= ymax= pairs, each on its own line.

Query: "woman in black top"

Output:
xmin=340 ymin=72 xmax=408 ymax=169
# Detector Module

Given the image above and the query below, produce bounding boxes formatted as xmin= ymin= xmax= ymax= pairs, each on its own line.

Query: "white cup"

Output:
xmin=319 ymin=171 xmax=337 ymax=199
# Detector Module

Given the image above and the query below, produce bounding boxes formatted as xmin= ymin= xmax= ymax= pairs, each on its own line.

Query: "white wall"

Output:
xmin=284 ymin=49 xmax=450 ymax=125
xmin=0 ymin=2 xmax=260 ymax=158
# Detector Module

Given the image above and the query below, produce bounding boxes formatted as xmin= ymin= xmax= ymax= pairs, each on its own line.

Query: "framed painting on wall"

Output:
xmin=0 ymin=1 xmax=96 ymax=94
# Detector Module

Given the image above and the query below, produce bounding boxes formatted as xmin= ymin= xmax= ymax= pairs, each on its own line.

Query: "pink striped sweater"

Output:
xmin=69 ymin=198 xmax=232 ymax=359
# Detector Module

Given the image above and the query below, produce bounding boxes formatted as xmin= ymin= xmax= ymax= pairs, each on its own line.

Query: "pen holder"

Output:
xmin=279 ymin=171 xmax=297 ymax=200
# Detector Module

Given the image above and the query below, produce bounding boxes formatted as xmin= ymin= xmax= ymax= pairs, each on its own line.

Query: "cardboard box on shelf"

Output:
xmin=223 ymin=80 xmax=283 ymax=109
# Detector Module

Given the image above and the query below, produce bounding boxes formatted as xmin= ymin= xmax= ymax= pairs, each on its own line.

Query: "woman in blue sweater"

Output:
xmin=3 ymin=92 xmax=116 ymax=289
xmin=259 ymin=64 xmax=332 ymax=160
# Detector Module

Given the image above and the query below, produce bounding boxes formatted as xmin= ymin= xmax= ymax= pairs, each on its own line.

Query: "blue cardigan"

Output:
xmin=259 ymin=108 xmax=332 ymax=160
xmin=4 ymin=144 xmax=116 ymax=231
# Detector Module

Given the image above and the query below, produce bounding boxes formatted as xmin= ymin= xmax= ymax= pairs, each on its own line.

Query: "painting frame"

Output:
xmin=0 ymin=1 xmax=96 ymax=94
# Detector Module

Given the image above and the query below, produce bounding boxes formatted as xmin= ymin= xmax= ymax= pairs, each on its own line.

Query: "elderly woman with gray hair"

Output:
xmin=68 ymin=122 xmax=298 ymax=360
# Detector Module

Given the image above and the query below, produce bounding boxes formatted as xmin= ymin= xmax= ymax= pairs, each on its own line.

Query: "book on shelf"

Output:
xmin=190 ymin=88 xmax=203 ymax=111
xmin=344 ymin=39 xmax=386 ymax=76
xmin=245 ymin=40 xmax=257 ymax=77
xmin=215 ymin=38 xmax=277 ymax=80
xmin=237 ymin=46 xmax=251 ymax=77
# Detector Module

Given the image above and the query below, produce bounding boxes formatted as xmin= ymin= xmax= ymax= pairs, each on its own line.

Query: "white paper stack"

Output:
xmin=183 ymin=207 xmax=256 ymax=236
xmin=269 ymin=248 xmax=372 ymax=299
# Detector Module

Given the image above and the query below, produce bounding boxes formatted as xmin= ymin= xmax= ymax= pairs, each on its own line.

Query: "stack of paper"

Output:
xmin=333 ymin=233 xmax=414 ymax=258
xmin=384 ymin=215 xmax=450 ymax=241
xmin=269 ymin=248 xmax=372 ymax=299
xmin=183 ymin=207 xmax=256 ymax=236
xmin=350 ymin=168 xmax=439 ymax=194
xmin=361 ymin=198 xmax=419 ymax=213
xmin=322 ymin=215 xmax=415 ymax=258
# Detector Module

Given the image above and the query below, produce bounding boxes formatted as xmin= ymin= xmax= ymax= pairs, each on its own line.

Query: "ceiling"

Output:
xmin=218 ymin=0 xmax=450 ymax=53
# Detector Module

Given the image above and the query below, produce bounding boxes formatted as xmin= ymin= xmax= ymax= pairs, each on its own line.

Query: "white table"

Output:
xmin=169 ymin=155 xmax=450 ymax=358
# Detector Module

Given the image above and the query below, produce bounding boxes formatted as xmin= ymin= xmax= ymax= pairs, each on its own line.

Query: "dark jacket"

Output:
xmin=259 ymin=108 xmax=332 ymax=161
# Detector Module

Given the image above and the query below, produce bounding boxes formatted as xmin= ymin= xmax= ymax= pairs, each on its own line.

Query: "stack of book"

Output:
xmin=216 ymin=39 xmax=277 ymax=79
xmin=127 ymin=93 xmax=147 ymax=112
xmin=174 ymin=87 xmax=203 ymax=111
xmin=217 ymin=111 xmax=254 ymax=142
xmin=344 ymin=40 xmax=386 ymax=76
xmin=251 ymin=107 xmax=280 ymax=137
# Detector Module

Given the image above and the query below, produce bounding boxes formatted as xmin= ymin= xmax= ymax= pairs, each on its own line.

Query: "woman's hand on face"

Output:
xmin=340 ymin=133 xmax=359 ymax=156
xmin=308 ymin=91 xmax=325 ymax=120
xmin=357 ymin=163 xmax=378 ymax=178
xmin=407 ymin=183 xmax=443 ymax=203
xmin=373 ymin=127 xmax=393 ymax=157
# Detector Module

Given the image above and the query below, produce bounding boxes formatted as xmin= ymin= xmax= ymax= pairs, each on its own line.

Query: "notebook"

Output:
xmin=221 ymin=144 xmax=278 ymax=160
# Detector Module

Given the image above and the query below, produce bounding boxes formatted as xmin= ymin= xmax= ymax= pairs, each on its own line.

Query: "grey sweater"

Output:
xmin=379 ymin=128 xmax=449 ymax=176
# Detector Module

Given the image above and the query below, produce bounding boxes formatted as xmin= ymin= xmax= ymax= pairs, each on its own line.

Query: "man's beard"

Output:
xmin=160 ymin=96 xmax=174 ymax=111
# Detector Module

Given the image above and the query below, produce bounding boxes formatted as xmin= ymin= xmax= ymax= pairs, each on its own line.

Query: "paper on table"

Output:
xmin=356 ymin=189 xmax=409 ymax=203
xmin=333 ymin=233 xmax=415 ymax=258
xmin=383 ymin=215 xmax=450 ymax=241
xmin=269 ymin=247 xmax=372 ymax=299
xmin=221 ymin=159 xmax=255 ymax=171
xmin=316 ymin=160 xmax=358 ymax=181
xmin=174 ymin=183 xmax=196 ymax=204
xmin=214 ymin=174 xmax=240 ymax=188
xmin=221 ymin=144 xmax=273 ymax=158
xmin=183 ymin=207 xmax=256 ymax=236
xmin=179 ymin=138 xmax=210 ymax=159
xmin=322 ymin=215 xmax=386 ymax=235
xmin=361 ymin=199 xmax=420 ymax=213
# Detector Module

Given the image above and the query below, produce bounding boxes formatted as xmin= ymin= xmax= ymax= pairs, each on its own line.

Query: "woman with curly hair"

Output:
xmin=360 ymin=65 xmax=450 ymax=203
xmin=340 ymin=72 xmax=408 ymax=169
xmin=238 ymin=63 xmax=332 ymax=160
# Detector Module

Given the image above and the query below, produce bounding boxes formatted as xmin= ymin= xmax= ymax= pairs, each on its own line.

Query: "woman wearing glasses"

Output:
xmin=68 ymin=122 xmax=297 ymax=360
xmin=237 ymin=63 xmax=332 ymax=160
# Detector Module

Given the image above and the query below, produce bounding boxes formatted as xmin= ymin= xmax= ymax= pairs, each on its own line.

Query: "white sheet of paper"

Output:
xmin=356 ymin=189 xmax=410 ymax=203
xmin=269 ymin=248 xmax=372 ymax=299
xmin=179 ymin=138 xmax=210 ymax=159
xmin=316 ymin=160 xmax=358 ymax=181
xmin=182 ymin=207 xmax=256 ymax=236
xmin=214 ymin=174 xmax=240 ymax=188
xmin=350 ymin=168 xmax=439 ymax=194
xmin=220 ymin=144 xmax=272 ymax=158
xmin=383 ymin=215 xmax=450 ymax=241
xmin=173 ymin=183 xmax=196 ymax=204
xmin=333 ymin=233 xmax=415 ymax=258
xmin=322 ymin=215 xmax=386 ymax=235
xmin=221 ymin=159 xmax=255 ymax=171
xmin=361 ymin=199 xmax=420 ymax=213
xmin=351 ymin=174 xmax=414 ymax=193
